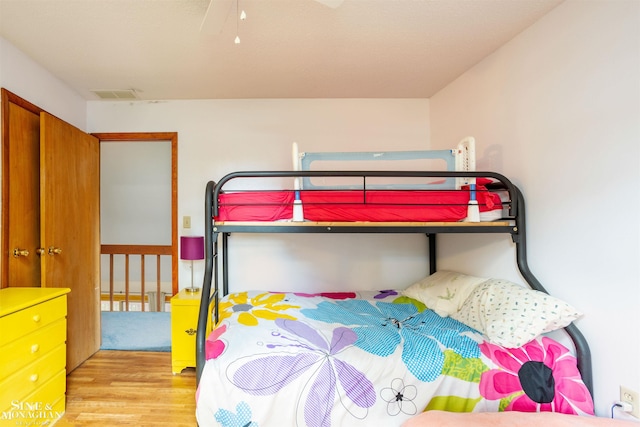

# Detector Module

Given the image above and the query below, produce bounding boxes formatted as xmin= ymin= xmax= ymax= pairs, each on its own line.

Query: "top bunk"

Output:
xmin=207 ymin=137 xmax=521 ymax=236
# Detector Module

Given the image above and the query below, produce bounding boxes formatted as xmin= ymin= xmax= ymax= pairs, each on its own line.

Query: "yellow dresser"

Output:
xmin=0 ymin=287 xmax=70 ymax=425
xmin=171 ymin=289 xmax=206 ymax=374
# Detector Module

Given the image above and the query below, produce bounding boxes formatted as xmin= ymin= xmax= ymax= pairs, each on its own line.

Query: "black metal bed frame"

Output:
xmin=195 ymin=170 xmax=593 ymax=400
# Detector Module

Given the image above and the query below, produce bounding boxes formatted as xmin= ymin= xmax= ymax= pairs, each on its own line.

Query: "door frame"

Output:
xmin=92 ymin=132 xmax=178 ymax=295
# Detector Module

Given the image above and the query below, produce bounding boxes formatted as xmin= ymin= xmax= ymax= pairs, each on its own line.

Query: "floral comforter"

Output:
xmin=195 ymin=291 xmax=594 ymax=427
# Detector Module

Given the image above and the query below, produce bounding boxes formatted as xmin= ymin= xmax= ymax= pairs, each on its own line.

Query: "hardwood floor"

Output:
xmin=56 ymin=351 xmax=196 ymax=426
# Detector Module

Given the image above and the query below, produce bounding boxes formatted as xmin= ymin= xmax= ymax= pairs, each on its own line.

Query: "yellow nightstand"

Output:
xmin=170 ymin=289 xmax=203 ymax=374
xmin=0 ymin=287 xmax=70 ymax=425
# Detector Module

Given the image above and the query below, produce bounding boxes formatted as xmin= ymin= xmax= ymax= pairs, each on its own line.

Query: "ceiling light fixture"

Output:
xmin=235 ymin=0 xmax=246 ymax=44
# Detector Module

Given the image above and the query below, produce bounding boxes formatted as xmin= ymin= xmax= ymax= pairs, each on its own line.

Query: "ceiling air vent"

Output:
xmin=91 ymin=89 xmax=139 ymax=100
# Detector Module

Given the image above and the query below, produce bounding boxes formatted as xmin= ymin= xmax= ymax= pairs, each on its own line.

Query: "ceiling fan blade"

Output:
xmin=314 ymin=0 xmax=344 ymax=8
xmin=200 ymin=0 xmax=234 ymax=34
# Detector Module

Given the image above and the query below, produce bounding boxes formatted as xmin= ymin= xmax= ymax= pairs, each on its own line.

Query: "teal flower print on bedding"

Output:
xmin=214 ymin=401 xmax=258 ymax=427
xmin=301 ymin=300 xmax=480 ymax=382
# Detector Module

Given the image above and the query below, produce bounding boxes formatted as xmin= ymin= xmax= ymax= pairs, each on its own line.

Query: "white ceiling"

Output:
xmin=0 ymin=0 xmax=563 ymax=101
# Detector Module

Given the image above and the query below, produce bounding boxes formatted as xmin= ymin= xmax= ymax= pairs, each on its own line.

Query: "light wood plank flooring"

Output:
xmin=56 ymin=351 xmax=196 ymax=426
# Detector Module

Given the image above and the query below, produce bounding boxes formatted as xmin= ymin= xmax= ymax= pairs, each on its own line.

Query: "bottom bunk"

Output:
xmin=196 ymin=282 xmax=594 ymax=427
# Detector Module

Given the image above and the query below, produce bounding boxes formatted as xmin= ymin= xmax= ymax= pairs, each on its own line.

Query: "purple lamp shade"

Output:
xmin=180 ymin=236 xmax=204 ymax=261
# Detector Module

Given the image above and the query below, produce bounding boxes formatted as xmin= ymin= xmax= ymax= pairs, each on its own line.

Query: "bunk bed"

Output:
xmin=194 ymin=139 xmax=595 ymax=427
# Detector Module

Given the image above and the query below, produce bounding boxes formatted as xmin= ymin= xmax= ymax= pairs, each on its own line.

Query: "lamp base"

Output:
xmin=184 ymin=287 xmax=200 ymax=294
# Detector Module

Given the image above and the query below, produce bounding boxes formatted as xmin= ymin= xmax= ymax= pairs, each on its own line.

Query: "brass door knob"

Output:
xmin=36 ymin=248 xmax=45 ymax=255
xmin=12 ymin=248 xmax=29 ymax=257
xmin=48 ymin=246 xmax=62 ymax=255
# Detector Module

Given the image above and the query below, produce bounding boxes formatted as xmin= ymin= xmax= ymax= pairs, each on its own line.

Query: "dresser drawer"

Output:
xmin=0 ymin=344 xmax=66 ymax=409
xmin=1 ymin=369 xmax=66 ymax=424
xmin=0 ymin=318 xmax=66 ymax=381
xmin=0 ymin=296 xmax=67 ymax=346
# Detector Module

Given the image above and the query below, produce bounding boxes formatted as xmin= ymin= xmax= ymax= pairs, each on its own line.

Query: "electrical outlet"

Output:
xmin=620 ymin=386 xmax=640 ymax=418
xmin=183 ymin=216 xmax=191 ymax=229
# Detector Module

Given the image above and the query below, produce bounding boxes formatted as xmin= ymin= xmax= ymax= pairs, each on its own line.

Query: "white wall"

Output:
xmin=0 ymin=36 xmax=86 ymax=129
xmin=87 ymin=99 xmax=432 ymax=293
xmin=429 ymin=0 xmax=639 ymax=418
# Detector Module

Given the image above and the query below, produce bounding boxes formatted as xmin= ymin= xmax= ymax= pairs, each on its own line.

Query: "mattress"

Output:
xmin=215 ymin=182 xmax=502 ymax=223
xmin=196 ymin=291 xmax=594 ymax=427
xmin=401 ymin=411 xmax=636 ymax=427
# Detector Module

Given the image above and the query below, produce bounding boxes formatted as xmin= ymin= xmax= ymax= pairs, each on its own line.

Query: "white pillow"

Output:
xmin=451 ymin=278 xmax=582 ymax=348
xmin=401 ymin=270 xmax=487 ymax=317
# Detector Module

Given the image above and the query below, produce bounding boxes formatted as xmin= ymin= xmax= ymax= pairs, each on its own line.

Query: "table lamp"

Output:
xmin=180 ymin=235 xmax=205 ymax=293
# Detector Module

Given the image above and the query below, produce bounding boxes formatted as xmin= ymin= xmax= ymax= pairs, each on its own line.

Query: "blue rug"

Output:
xmin=101 ymin=311 xmax=171 ymax=352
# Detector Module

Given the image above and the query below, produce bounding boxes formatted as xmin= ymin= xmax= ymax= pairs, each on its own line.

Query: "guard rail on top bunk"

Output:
xmin=195 ymin=170 xmax=593 ymax=400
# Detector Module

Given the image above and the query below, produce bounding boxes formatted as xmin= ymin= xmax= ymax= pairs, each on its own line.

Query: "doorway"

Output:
xmin=93 ymin=132 xmax=178 ymax=309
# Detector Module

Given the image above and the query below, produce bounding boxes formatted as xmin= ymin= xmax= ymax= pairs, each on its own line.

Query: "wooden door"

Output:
xmin=5 ymin=102 xmax=41 ymax=287
xmin=40 ymin=112 xmax=101 ymax=372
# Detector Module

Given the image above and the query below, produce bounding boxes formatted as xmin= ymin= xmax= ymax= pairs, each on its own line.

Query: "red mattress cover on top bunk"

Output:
xmin=215 ymin=180 xmax=501 ymax=222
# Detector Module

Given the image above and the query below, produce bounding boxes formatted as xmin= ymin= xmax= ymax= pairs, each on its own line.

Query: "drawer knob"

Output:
xmin=31 ymin=344 xmax=40 ymax=353
xmin=32 ymin=315 xmax=41 ymax=323
xmin=185 ymin=328 xmax=197 ymax=336
xmin=29 ymin=374 xmax=39 ymax=382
